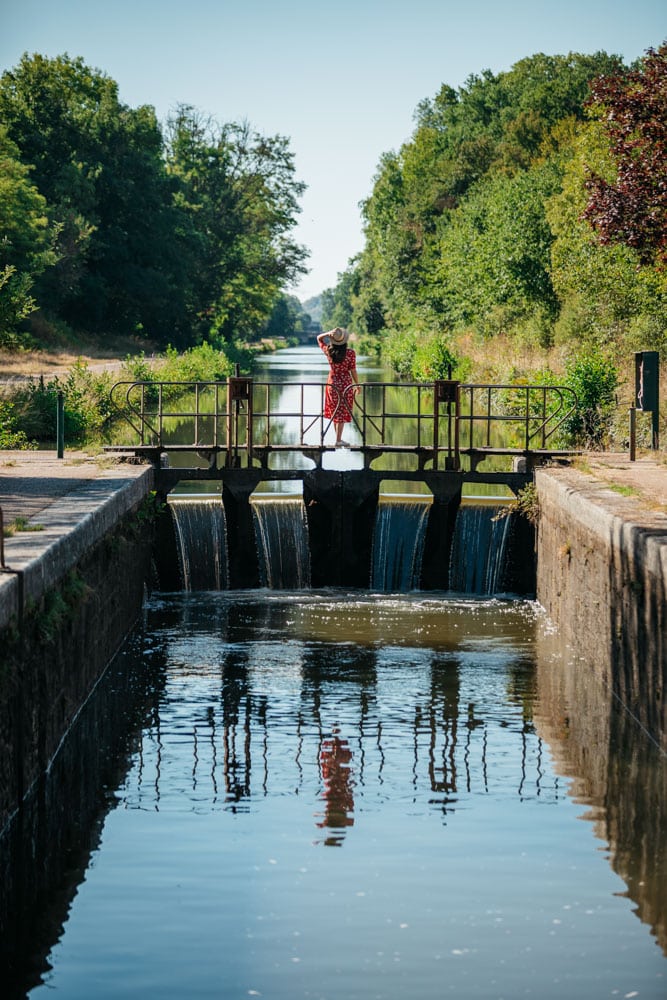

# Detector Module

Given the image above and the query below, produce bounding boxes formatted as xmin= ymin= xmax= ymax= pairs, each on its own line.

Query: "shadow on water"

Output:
xmin=535 ymin=623 xmax=667 ymax=956
xmin=0 ymin=632 xmax=169 ymax=995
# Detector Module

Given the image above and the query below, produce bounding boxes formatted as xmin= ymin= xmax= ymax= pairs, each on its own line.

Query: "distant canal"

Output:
xmin=17 ymin=590 xmax=667 ymax=998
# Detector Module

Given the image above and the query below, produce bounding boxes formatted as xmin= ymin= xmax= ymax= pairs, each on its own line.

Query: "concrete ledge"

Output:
xmin=0 ymin=466 xmax=154 ymax=629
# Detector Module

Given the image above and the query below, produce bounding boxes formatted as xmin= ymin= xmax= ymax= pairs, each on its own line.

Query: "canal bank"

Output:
xmin=0 ymin=453 xmax=155 ymax=834
xmin=536 ymin=454 xmax=667 ymax=751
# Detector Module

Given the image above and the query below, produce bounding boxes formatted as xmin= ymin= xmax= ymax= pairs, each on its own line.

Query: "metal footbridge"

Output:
xmin=106 ymin=375 xmax=578 ymax=493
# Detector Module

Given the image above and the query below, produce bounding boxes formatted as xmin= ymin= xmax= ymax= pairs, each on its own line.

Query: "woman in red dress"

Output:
xmin=317 ymin=327 xmax=360 ymax=447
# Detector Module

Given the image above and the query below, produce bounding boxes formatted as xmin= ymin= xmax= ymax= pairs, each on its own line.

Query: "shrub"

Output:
xmin=11 ymin=360 xmax=113 ymax=443
xmin=382 ymin=329 xmax=418 ymax=379
xmin=0 ymin=398 xmax=37 ymax=448
xmin=563 ymin=351 xmax=618 ymax=448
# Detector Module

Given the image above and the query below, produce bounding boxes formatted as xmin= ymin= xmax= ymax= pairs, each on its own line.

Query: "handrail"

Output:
xmin=108 ymin=378 xmax=578 ymax=468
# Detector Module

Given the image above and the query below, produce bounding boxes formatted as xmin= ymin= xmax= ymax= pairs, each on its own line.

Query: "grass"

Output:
xmin=608 ymin=483 xmax=639 ymax=497
xmin=3 ymin=515 xmax=45 ymax=536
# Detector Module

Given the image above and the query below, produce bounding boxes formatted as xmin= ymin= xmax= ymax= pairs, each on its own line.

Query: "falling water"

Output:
xmin=169 ymin=497 xmax=229 ymax=590
xmin=448 ymin=504 xmax=512 ymax=595
xmin=251 ymin=497 xmax=311 ymax=589
xmin=371 ymin=498 xmax=431 ymax=591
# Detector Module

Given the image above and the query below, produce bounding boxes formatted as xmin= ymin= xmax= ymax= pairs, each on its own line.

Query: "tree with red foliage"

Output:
xmin=583 ymin=43 xmax=667 ymax=267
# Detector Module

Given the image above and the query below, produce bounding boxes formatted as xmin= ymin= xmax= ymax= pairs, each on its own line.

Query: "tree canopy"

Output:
xmin=0 ymin=53 xmax=307 ymax=348
xmin=323 ymin=46 xmax=667 ymax=369
xmin=583 ymin=43 xmax=667 ymax=267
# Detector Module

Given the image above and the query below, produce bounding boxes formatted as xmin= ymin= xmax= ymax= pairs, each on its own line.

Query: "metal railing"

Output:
xmin=108 ymin=377 xmax=578 ymax=469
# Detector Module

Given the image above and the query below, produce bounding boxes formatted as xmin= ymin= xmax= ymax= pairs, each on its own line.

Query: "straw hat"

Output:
xmin=328 ymin=327 xmax=349 ymax=345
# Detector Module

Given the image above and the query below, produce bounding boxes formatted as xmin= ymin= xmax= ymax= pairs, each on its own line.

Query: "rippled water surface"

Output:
xmin=27 ymin=592 xmax=666 ymax=999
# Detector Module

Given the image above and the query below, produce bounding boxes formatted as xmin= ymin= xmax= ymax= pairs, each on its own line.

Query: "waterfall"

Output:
xmin=371 ymin=499 xmax=430 ymax=592
xmin=251 ymin=497 xmax=311 ymax=589
xmin=169 ymin=497 xmax=229 ymax=591
xmin=448 ymin=505 xmax=512 ymax=595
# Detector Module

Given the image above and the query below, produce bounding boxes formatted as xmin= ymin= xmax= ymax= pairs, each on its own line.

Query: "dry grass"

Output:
xmin=453 ymin=331 xmax=569 ymax=381
xmin=0 ymin=333 xmax=158 ymax=377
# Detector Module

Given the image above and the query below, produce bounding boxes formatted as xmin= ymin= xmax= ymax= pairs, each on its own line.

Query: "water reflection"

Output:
xmin=7 ymin=593 xmax=667 ymax=998
xmin=316 ymin=728 xmax=355 ymax=845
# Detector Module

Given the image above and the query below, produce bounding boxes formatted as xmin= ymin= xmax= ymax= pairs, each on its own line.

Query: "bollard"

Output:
xmin=56 ymin=390 xmax=65 ymax=459
xmin=629 ymin=406 xmax=636 ymax=462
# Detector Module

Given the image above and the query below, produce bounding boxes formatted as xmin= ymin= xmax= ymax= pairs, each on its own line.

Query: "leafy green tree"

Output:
xmin=0 ymin=126 xmax=58 ymax=343
xmin=341 ymin=50 xmax=625 ymax=355
xmin=320 ymin=261 xmax=360 ymax=329
xmin=437 ymin=161 xmax=562 ymax=337
xmin=262 ymin=292 xmax=311 ymax=339
xmin=0 ymin=53 xmax=184 ymax=340
xmin=547 ymin=118 xmax=667 ymax=351
xmin=165 ymin=106 xmax=308 ymax=345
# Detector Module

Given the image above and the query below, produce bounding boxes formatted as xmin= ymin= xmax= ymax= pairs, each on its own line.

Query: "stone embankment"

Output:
xmin=535 ymin=454 xmax=666 ymax=750
xmin=0 ymin=452 xmax=155 ymax=835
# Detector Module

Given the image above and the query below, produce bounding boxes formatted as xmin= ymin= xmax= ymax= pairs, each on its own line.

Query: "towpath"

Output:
xmin=0 ymin=450 xmax=139 ymax=524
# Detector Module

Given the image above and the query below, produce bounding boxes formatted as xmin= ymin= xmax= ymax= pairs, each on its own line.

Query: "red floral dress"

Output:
xmin=321 ymin=346 xmax=357 ymax=423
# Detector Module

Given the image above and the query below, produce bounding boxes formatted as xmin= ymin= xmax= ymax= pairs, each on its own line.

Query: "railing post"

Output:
xmin=629 ymin=406 xmax=637 ymax=462
xmin=56 ymin=390 xmax=65 ymax=459
xmin=227 ymin=375 xmax=253 ymax=467
xmin=434 ymin=380 xmax=460 ymax=470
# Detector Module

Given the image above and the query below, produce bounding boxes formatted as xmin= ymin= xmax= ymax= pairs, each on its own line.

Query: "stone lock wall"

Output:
xmin=535 ymin=468 xmax=666 ymax=750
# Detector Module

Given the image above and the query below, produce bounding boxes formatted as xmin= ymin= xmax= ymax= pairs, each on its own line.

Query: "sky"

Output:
xmin=1 ymin=0 xmax=665 ymax=305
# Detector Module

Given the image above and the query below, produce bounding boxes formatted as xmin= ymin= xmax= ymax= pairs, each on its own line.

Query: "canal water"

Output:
xmin=7 ymin=347 xmax=667 ymax=997
xmin=16 ymin=591 xmax=667 ymax=998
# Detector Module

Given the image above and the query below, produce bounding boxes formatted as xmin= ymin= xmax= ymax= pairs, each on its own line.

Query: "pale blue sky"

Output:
xmin=1 ymin=0 xmax=665 ymax=302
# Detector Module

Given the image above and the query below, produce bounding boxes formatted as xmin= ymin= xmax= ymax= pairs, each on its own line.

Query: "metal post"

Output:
xmin=629 ymin=406 xmax=636 ymax=462
xmin=56 ymin=390 xmax=65 ymax=458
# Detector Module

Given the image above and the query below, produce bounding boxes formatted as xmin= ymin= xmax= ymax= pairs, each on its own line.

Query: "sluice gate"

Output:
xmin=153 ymin=467 xmax=535 ymax=594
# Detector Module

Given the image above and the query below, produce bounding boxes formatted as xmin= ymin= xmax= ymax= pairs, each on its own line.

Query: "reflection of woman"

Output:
xmin=317 ymin=327 xmax=360 ymax=447
xmin=316 ymin=729 xmax=354 ymax=846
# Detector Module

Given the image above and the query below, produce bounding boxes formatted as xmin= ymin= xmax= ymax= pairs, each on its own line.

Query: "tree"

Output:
xmin=0 ymin=126 xmax=58 ymax=343
xmin=262 ymin=293 xmax=311 ymax=339
xmin=583 ymin=43 xmax=667 ymax=266
xmin=437 ymin=161 xmax=561 ymax=336
xmin=165 ymin=106 xmax=308 ymax=345
xmin=342 ymin=50 xmax=624 ymax=354
xmin=547 ymin=117 xmax=667 ymax=351
xmin=0 ymin=53 xmax=183 ymax=339
xmin=320 ymin=262 xmax=360 ymax=330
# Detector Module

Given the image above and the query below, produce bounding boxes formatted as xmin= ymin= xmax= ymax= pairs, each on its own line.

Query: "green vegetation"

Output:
xmin=608 ymin=483 xmax=639 ymax=497
xmin=0 ymin=342 xmax=256 ymax=447
xmin=2 ymin=45 xmax=665 ymax=452
xmin=0 ymin=54 xmax=308 ymax=351
xmin=2 ymin=515 xmax=44 ymax=536
xmin=494 ymin=483 xmax=540 ymax=526
xmin=321 ymin=45 xmax=667 ymax=399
